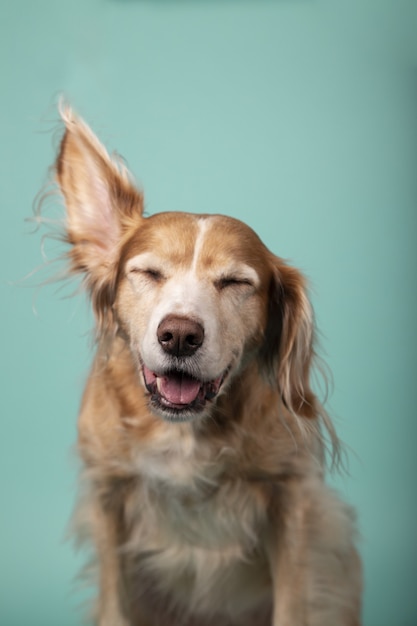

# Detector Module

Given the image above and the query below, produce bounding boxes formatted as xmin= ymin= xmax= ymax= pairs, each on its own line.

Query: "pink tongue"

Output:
xmin=160 ymin=373 xmax=201 ymax=405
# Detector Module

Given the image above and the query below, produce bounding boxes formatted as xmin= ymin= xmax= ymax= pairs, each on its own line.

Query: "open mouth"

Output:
xmin=142 ymin=365 xmax=228 ymax=419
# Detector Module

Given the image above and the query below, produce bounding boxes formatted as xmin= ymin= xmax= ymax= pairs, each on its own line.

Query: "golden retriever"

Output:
xmin=46 ymin=107 xmax=362 ymax=625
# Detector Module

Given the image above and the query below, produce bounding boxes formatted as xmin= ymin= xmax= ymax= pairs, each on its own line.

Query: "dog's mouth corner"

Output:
xmin=142 ymin=364 xmax=229 ymax=419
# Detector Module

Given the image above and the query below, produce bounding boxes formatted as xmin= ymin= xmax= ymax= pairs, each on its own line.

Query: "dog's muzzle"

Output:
xmin=142 ymin=365 xmax=228 ymax=420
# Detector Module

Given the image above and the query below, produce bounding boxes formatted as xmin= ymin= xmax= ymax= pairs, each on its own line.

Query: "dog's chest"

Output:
xmin=122 ymin=435 xmax=271 ymax=611
xmin=127 ymin=442 xmax=267 ymax=553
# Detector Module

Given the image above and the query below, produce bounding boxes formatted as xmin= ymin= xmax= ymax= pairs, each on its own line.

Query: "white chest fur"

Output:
xmin=122 ymin=427 xmax=272 ymax=616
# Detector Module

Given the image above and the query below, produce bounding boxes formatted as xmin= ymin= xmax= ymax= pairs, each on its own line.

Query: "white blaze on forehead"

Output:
xmin=191 ymin=217 xmax=211 ymax=273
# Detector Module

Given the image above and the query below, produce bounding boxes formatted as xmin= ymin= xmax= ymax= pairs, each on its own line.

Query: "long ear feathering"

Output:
xmin=276 ymin=264 xmax=316 ymax=419
xmin=53 ymin=104 xmax=144 ymax=333
xmin=263 ymin=259 xmax=341 ymax=467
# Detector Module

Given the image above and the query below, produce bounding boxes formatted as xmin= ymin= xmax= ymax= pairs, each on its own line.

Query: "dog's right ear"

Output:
xmin=56 ymin=105 xmax=144 ymax=289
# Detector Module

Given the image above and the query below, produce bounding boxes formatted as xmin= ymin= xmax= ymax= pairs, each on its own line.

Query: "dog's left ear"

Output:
xmin=55 ymin=105 xmax=144 ymax=327
xmin=262 ymin=259 xmax=317 ymax=419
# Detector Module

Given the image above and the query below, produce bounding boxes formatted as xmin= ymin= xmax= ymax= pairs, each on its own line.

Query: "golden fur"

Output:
xmin=46 ymin=106 xmax=361 ymax=625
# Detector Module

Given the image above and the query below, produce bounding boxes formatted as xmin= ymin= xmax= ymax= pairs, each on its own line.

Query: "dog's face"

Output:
xmin=116 ymin=212 xmax=272 ymax=420
xmin=55 ymin=108 xmax=316 ymax=422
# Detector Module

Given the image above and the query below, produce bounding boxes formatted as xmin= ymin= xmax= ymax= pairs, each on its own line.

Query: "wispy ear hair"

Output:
xmin=261 ymin=258 xmax=341 ymax=467
xmin=53 ymin=105 xmax=144 ymax=332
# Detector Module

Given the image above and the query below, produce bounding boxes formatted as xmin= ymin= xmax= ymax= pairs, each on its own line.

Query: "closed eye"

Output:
xmin=216 ymin=276 xmax=254 ymax=290
xmin=129 ymin=267 xmax=164 ymax=282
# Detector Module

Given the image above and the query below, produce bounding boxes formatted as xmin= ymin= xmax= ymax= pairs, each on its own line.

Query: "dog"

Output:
xmin=46 ymin=107 xmax=362 ymax=625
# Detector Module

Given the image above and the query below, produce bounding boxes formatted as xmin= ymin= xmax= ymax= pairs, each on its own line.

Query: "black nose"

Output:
xmin=157 ymin=315 xmax=204 ymax=357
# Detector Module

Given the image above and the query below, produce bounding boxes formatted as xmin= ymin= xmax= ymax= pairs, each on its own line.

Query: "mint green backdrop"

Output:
xmin=1 ymin=1 xmax=416 ymax=625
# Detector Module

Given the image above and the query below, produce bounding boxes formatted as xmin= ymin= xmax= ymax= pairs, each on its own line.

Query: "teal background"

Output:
xmin=1 ymin=1 xmax=416 ymax=624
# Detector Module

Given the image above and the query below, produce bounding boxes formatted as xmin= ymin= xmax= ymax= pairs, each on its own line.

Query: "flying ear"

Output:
xmin=262 ymin=259 xmax=317 ymax=419
xmin=55 ymin=105 xmax=144 ymax=326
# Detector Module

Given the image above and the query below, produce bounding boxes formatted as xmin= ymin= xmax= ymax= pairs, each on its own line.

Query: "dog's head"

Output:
xmin=55 ymin=108 xmax=317 ymax=423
